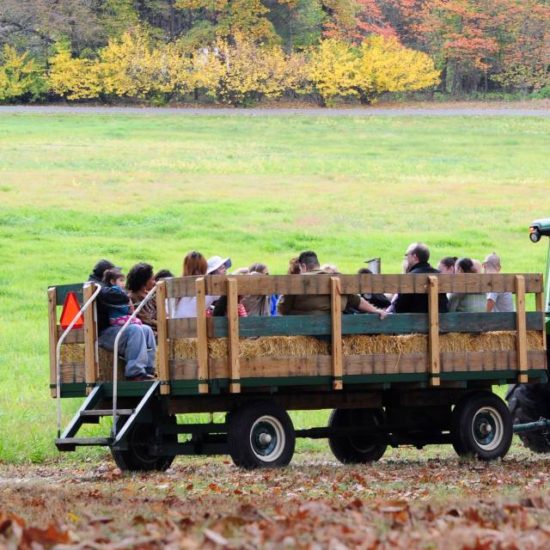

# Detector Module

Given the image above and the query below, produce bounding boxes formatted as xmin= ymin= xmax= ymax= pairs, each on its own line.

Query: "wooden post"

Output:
xmin=156 ymin=281 xmax=171 ymax=395
xmin=515 ymin=275 xmax=528 ymax=383
xmin=227 ymin=278 xmax=241 ymax=393
xmin=48 ymin=287 xmax=58 ymax=398
xmin=535 ymin=290 xmax=547 ymax=355
xmin=331 ymin=277 xmax=343 ymax=390
xmin=196 ymin=277 xmax=209 ymax=394
xmin=83 ymin=283 xmax=98 ymax=394
xmin=427 ymin=276 xmax=440 ymax=387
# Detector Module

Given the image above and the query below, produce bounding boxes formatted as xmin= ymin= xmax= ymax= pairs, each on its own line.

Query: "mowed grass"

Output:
xmin=0 ymin=112 xmax=549 ymax=464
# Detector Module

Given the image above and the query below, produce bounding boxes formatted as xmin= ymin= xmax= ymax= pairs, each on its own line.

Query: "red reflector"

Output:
xmin=60 ymin=291 xmax=83 ymax=329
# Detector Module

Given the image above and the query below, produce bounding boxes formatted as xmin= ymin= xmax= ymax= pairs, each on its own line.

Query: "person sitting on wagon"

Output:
xmin=393 ymin=243 xmax=448 ymax=313
xmin=277 ymin=251 xmax=387 ymax=318
xmin=483 ymin=252 xmax=515 ymax=312
xmin=447 ymin=258 xmax=487 ymax=312
xmin=241 ymin=263 xmax=272 ymax=317
xmin=88 ymin=259 xmax=117 ymax=286
xmin=126 ymin=263 xmax=158 ymax=336
xmin=102 ymin=268 xmax=143 ymax=327
xmin=97 ymin=270 xmax=156 ymax=381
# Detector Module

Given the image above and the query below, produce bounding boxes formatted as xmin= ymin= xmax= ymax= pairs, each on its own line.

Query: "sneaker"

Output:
xmin=126 ymin=374 xmax=155 ymax=382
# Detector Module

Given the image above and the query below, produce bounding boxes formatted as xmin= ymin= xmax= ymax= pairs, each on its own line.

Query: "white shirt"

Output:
xmin=173 ymin=295 xmax=218 ymax=318
xmin=486 ymin=292 xmax=515 ymax=312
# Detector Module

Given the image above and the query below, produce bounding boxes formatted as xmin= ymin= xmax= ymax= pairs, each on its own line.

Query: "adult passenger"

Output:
xmin=88 ymin=259 xmax=117 ymax=286
xmin=483 ymin=253 xmax=515 ymax=312
xmin=241 ymin=263 xmax=271 ymax=316
xmin=277 ymin=251 xmax=387 ymax=317
xmin=393 ymin=243 xmax=448 ymax=313
xmin=437 ymin=256 xmax=458 ymax=274
xmin=357 ymin=268 xmax=391 ymax=310
xmin=448 ymin=258 xmax=487 ymax=312
xmin=127 ymin=262 xmax=157 ymax=335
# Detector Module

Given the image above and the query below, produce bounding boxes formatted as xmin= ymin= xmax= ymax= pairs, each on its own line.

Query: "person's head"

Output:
xmin=438 ymin=256 xmax=458 ymax=274
xmin=321 ymin=263 xmax=339 ymax=274
xmin=288 ymin=257 xmax=301 ymax=275
xmin=298 ymin=251 xmax=320 ymax=272
xmin=103 ymin=268 xmax=125 ymax=287
xmin=404 ymin=243 xmax=430 ymax=271
xmin=207 ymin=255 xmax=232 ymax=275
xmin=471 ymin=259 xmax=483 ymax=274
xmin=249 ymin=262 xmax=268 ymax=275
xmin=232 ymin=267 xmax=250 ymax=275
xmin=183 ymin=251 xmax=207 ymax=276
xmin=155 ymin=269 xmax=173 ymax=281
xmin=92 ymin=259 xmax=115 ymax=281
xmin=126 ymin=262 xmax=155 ymax=292
xmin=483 ymin=252 xmax=501 ymax=274
xmin=455 ymin=257 xmax=476 ymax=274
xmin=358 ymin=268 xmax=373 ymax=275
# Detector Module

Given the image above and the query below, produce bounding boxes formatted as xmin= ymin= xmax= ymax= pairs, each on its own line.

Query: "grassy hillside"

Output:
xmin=0 ymin=112 xmax=548 ymax=463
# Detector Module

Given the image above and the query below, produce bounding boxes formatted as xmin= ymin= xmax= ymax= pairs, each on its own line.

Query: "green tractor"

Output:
xmin=508 ymin=218 xmax=550 ymax=452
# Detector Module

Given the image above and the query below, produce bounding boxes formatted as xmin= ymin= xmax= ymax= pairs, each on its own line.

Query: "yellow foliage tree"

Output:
xmin=355 ymin=36 xmax=440 ymax=103
xmin=99 ymin=30 xmax=192 ymax=99
xmin=0 ymin=45 xmax=45 ymax=102
xmin=193 ymin=36 xmax=292 ymax=105
xmin=48 ymin=43 xmax=102 ymax=100
xmin=308 ymin=39 xmax=359 ymax=105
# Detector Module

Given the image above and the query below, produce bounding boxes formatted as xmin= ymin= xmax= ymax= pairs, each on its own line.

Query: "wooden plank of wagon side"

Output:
xmin=195 ymin=277 xmax=209 ymax=394
xmin=427 ymin=276 xmax=440 ymax=387
xmin=227 ymin=278 xmax=241 ymax=393
xmin=515 ymin=275 xmax=528 ymax=384
xmin=156 ymin=280 xmax=171 ymax=395
xmin=83 ymin=283 xmax=98 ymax=393
xmin=48 ymin=287 xmax=58 ymax=398
xmin=331 ymin=277 xmax=343 ymax=390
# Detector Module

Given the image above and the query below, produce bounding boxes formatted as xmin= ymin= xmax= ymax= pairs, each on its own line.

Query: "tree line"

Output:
xmin=0 ymin=0 xmax=548 ymax=106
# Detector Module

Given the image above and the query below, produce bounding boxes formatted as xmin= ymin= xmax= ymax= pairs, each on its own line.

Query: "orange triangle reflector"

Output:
xmin=60 ymin=291 xmax=84 ymax=329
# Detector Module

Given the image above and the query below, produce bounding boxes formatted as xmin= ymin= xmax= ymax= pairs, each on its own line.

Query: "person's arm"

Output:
xmin=486 ymin=298 xmax=496 ymax=312
xmin=349 ymin=295 xmax=387 ymax=319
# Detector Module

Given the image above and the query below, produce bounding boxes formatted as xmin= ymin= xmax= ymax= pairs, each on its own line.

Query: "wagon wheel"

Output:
xmin=451 ymin=392 xmax=512 ymax=461
xmin=111 ymin=415 xmax=177 ymax=472
xmin=328 ymin=408 xmax=387 ymax=464
xmin=227 ymin=401 xmax=295 ymax=469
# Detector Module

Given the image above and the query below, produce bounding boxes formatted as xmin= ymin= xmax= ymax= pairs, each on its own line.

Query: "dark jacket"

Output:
xmin=96 ymin=286 xmax=130 ymax=333
xmin=393 ymin=262 xmax=448 ymax=314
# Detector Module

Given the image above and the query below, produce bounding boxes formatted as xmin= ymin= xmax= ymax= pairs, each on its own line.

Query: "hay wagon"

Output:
xmin=49 ymin=271 xmax=547 ymax=470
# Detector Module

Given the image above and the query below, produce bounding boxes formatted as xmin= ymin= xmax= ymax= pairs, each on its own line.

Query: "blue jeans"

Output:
xmin=98 ymin=324 xmax=156 ymax=378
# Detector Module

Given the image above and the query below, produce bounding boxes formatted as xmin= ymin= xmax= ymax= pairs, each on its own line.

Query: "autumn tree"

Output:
xmin=0 ymin=44 xmax=45 ymax=102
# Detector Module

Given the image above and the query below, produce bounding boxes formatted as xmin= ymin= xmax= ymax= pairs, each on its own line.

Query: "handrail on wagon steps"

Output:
xmin=112 ymin=285 xmax=157 ymax=437
xmin=55 ymin=283 xmax=102 ymax=437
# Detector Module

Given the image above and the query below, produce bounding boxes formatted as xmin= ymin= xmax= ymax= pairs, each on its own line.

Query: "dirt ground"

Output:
xmin=2 ymin=448 xmax=550 ymax=549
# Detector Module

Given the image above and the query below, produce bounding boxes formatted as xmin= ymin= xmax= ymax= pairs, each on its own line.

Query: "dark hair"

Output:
xmin=249 ymin=262 xmax=267 ymax=274
xmin=183 ymin=251 xmax=207 ymax=276
xmin=358 ymin=268 xmax=373 ymax=275
xmin=410 ymin=243 xmax=430 ymax=264
xmin=288 ymin=257 xmax=301 ymax=275
xmin=456 ymin=257 xmax=475 ymax=273
xmin=298 ymin=251 xmax=320 ymax=271
xmin=155 ymin=269 xmax=173 ymax=281
xmin=126 ymin=262 xmax=154 ymax=292
xmin=439 ymin=256 xmax=458 ymax=269
xmin=102 ymin=268 xmax=123 ymax=286
xmin=92 ymin=259 xmax=115 ymax=280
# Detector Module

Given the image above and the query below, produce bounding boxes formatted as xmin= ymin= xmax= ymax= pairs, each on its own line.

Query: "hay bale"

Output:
xmin=170 ymin=331 xmax=544 ymax=360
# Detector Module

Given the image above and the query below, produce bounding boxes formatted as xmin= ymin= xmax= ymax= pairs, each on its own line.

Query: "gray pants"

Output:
xmin=98 ymin=324 xmax=156 ymax=378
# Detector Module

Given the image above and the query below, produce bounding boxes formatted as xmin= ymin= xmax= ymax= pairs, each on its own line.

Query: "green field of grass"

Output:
xmin=0 ymin=112 xmax=549 ymax=464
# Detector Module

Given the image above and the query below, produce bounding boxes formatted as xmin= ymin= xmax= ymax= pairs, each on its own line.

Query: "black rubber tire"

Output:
xmin=328 ymin=408 xmax=387 ymax=464
xmin=508 ymin=383 xmax=550 ymax=453
xmin=451 ymin=392 xmax=512 ymax=460
xmin=227 ymin=401 xmax=295 ymax=469
xmin=111 ymin=415 xmax=177 ymax=472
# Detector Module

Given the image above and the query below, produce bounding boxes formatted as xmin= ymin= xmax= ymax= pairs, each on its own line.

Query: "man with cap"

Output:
xmin=89 ymin=259 xmax=116 ymax=285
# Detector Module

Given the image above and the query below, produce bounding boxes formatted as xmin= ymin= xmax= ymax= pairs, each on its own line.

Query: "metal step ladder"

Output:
xmin=55 ymin=381 xmax=160 ymax=452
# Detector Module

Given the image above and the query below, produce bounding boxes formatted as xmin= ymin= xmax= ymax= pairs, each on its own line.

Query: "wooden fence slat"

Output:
xmin=195 ymin=278 xmax=209 ymax=394
xmin=165 ymin=273 xmax=543 ymax=298
xmin=331 ymin=277 xmax=343 ymax=390
xmin=83 ymin=283 xmax=98 ymax=393
xmin=48 ymin=287 xmax=58 ymax=398
xmin=515 ymin=275 xmax=528 ymax=383
xmin=156 ymin=281 xmax=171 ymax=395
xmin=227 ymin=278 xmax=241 ymax=393
xmin=535 ymin=291 xmax=547 ymax=356
xmin=428 ymin=276 xmax=440 ymax=387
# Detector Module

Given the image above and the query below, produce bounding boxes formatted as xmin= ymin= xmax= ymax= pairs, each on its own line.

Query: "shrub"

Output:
xmin=0 ymin=45 xmax=45 ymax=103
